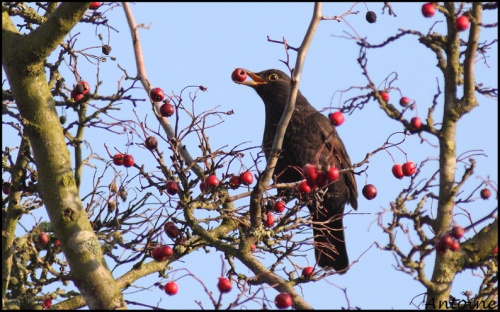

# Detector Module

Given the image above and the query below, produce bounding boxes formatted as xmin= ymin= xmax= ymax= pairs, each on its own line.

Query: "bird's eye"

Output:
xmin=268 ymin=73 xmax=279 ymax=81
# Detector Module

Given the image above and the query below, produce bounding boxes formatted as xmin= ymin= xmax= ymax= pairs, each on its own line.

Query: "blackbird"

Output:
xmin=235 ymin=69 xmax=358 ymax=272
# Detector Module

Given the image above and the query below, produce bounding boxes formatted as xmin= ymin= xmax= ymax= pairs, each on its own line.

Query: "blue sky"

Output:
xmin=2 ymin=2 xmax=498 ymax=310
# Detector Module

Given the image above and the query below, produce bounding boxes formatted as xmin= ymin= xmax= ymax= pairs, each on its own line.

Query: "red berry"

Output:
xmin=2 ymin=182 xmax=11 ymax=195
xmin=327 ymin=166 xmax=340 ymax=182
xmin=275 ymin=293 xmax=293 ymax=309
xmin=152 ymin=246 xmax=166 ymax=261
xmin=145 ymin=136 xmax=158 ymax=150
xmin=315 ymin=172 xmax=328 ymax=188
xmin=89 ymin=2 xmax=101 ymax=10
xmin=411 ymin=117 xmax=422 ymax=130
xmin=77 ymin=81 xmax=91 ymax=95
xmin=451 ymin=226 xmax=465 ymax=240
xmin=112 ymin=153 xmax=124 ymax=166
xmin=164 ymin=222 xmax=180 ymax=239
xmin=54 ymin=239 xmax=61 ymax=247
xmin=231 ymin=68 xmax=248 ymax=83
xmin=421 ymin=3 xmax=436 ymax=18
xmin=380 ymin=91 xmax=389 ymax=102
xmin=297 ymin=181 xmax=311 ymax=194
xmin=150 ymin=87 xmax=165 ymax=102
xmin=199 ymin=181 xmax=205 ymax=192
xmin=328 ymin=111 xmax=345 ymax=126
xmin=264 ymin=211 xmax=275 ymax=227
xmin=217 ymin=277 xmax=232 ymax=293
xmin=229 ymin=175 xmax=240 ymax=189
xmin=250 ymin=244 xmax=256 ymax=252
xmin=160 ymin=103 xmax=175 ymax=117
xmin=274 ymin=200 xmax=286 ymax=213
xmin=402 ymin=161 xmax=417 ymax=176
xmin=162 ymin=245 xmax=173 ymax=258
xmin=71 ymin=89 xmax=84 ymax=101
xmin=302 ymin=164 xmax=319 ymax=182
xmin=455 ymin=15 xmax=470 ymax=32
xmin=450 ymin=240 xmax=460 ymax=251
xmin=399 ymin=97 xmax=411 ymax=107
xmin=480 ymin=188 xmax=491 ymax=200
xmin=494 ymin=246 xmax=498 ymax=254
xmin=205 ymin=175 xmax=220 ymax=188
xmin=123 ymin=154 xmax=134 ymax=168
xmin=164 ymin=281 xmax=178 ymax=296
xmin=438 ymin=234 xmax=454 ymax=253
xmin=302 ymin=266 xmax=314 ymax=278
xmin=362 ymin=184 xmax=377 ymax=200
xmin=392 ymin=164 xmax=404 ymax=179
xmin=42 ymin=297 xmax=52 ymax=309
xmin=37 ymin=232 xmax=49 ymax=246
xmin=165 ymin=181 xmax=179 ymax=195
xmin=240 ymin=171 xmax=254 ymax=186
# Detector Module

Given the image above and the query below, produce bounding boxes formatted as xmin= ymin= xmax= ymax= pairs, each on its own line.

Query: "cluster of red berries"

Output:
xmin=436 ymin=226 xmax=465 ymax=254
xmin=228 ymin=171 xmax=254 ymax=189
xmin=112 ymin=153 xmax=134 ymax=168
xmin=422 ymin=3 xmax=470 ymax=31
xmin=71 ymin=81 xmax=90 ymax=101
xmin=297 ymin=163 xmax=341 ymax=195
xmin=391 ymin=161 xmax=417 ymax=179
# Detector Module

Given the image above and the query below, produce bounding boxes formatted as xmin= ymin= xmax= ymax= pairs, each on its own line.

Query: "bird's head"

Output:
xmin=232 ymin=69 xmax=297 ymax=113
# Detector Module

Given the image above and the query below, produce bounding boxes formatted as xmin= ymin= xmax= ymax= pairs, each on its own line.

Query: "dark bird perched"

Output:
xmin=234 ymin=69 xmax=358 ymax=272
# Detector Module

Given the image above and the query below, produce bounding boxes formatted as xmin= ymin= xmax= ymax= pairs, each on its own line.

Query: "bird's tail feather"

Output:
xmin=311 ymin=208 xmax=349 ymax=273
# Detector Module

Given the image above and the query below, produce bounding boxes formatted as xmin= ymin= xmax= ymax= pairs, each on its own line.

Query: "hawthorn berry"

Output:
xmin=302 ymin=266 xmax=314 ymax=278
xmin=402 ymin=161 xmax=417 ymax=176
xmin=205 ymin=175 xmax=220 ymax=188
xmin=150 ymin=87 xmax=165 ymax=102
xmin=231 ymin=68 xmax=247 ymax=83
xmin=160 ymin=102 xmax=175 ymax=117
xmin=392 ymin=164 xmax=404 ymax=180
xmin=421 ymin=3 xmax=436 ymax=18
xmin=451 ymin=226 xmax=464 ymax=240
xmin=102 ymin=44 xmax=112 ymax=55
xmin=480 ymin=188 xmax=491 ymax=200
xmin=329 ymin=111 xmax=345 ymax=126
xmin=42 ymin=297 xmax=52 ymax=309
xmin=450 ymin=240 xmax=460 ymax=251
xmin=327 ymin=166 xmax=340 ymax=182
xmin=366 ymin=11 xmax=377 ymax=23
xmin=411 ymin=117 xmax=422 ymax=130
xmin=302 ymin=164 xmax=319 ymax=182
xmin=297 ymin=181 xmax=312 ymax=194
xmin=112 ymin=153 xmax=124 ymax=166
xmin=123 ymin=154 xmax=134 ymax=168
xmin=165 ymin=181 xmax=179 ymax=195
xmin=362 ymin=184 xmax=377 ymax=200
xmin=315 ymin=172 xmax=328 ymax=188
xmin=164 ymin=281 xmax=178 ymax=296
xmin=275 ymin=293 xmax=293 ymax=309
xmin=264 ymin=211 xmax=275 ymax=227
xmin=455 ymin=15 xmax=470 ymax=32
xmin=380 ymin=91 xmax=389 ymax=102
xmin=145 ymin=136 xmax=158 ymax=150
xmin=71 ymin=89 xmax=84 ymax=101
xmin=37 ymin=232 xmax=49 ymax=246
xmin=89 ymin=2 xmax=101 ymax=10
xmin=274 ymin=200 xmax=286 ymax=213
xmin=250 ymin=244 xmax=257 ymax=252
xmin=240 ymin=171 xmax=254 ymax=185
xmin=217 ymin=277 xmax=232 ymax=293
xmin=229 ymin=175 xmax=240 ymax=189
xmin=399 ymin=97 xmax=411 ymax=107
xmin=2 ymin=182 xmax=11 ymax=195
xmin=164 ymin=222 xmax=180 ymax=239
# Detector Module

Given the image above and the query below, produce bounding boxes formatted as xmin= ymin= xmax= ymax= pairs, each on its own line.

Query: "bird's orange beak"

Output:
xmin=236 ymin=70 xmax=267 ymax=86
